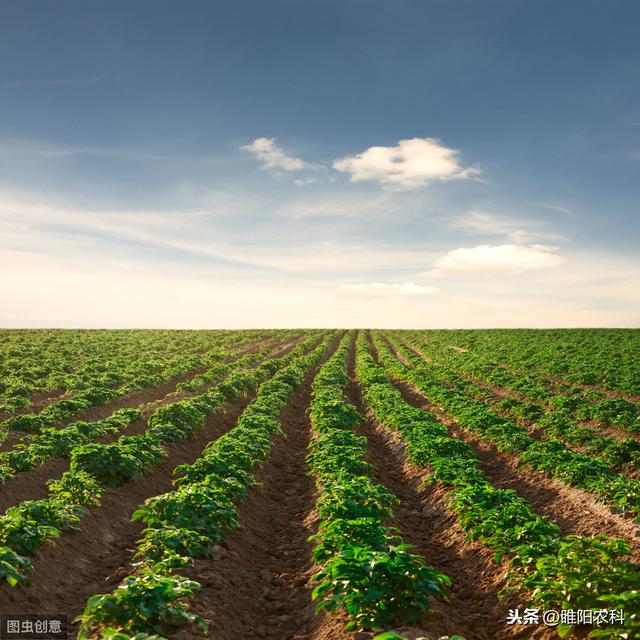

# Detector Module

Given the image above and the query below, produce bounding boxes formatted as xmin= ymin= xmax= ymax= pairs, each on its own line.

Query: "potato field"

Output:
xmin=0 ymin=329 xmax=639 ymax=640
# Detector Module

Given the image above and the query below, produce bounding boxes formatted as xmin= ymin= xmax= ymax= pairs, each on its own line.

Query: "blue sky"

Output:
xmin=1 ymin=0 xmax=639 ymax=327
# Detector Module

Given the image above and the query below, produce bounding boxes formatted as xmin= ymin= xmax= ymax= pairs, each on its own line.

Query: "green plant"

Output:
xmin=313 ymin=545 xmax=451 ymax=631
xmin=75 ymin=571 xmax=206 ymax=638
xmin=0 ymin=545 xmax=31 ymax=586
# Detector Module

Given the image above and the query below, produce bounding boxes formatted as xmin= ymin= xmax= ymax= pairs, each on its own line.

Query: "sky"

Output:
xmin=1 ymin=0 xmax=639 ymax=328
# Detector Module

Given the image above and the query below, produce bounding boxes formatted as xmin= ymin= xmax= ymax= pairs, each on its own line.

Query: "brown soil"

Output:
xmin=0 ymin=369 xmax=205 ymax=454
xmin=442 ymin=340 xmax=640 ymax=405
xmin=0 ymin=390 xmax=261 ymax=635
xmin=137 ymin=338 xmax=297 ymax=418
xmin=404 ymin=338 xmax=638 ymax=446
xmin=171 ymin=336 xmax=344 ymax=640
xmin=0 ymin=337 xmax=287 ymax=453
xmin=378 ymin=343 xmax=640 ymax=561
xmin=543 ymin=374 xmax=640 ymax=405
xmin=394 ymin=339 xmax=640 ymax=528
xmin=0 ymin=340 xmax=301 ymax=514
xmin=447 ymin=344 xmax=469 ymax=353
xmin=0 ymin=388 xmax=71 ymax=422
xmin=344 ymin=342 xmax=541 ymax=640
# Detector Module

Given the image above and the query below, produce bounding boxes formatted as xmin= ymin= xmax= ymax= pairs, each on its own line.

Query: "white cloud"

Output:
xmin=2 ymin=245 xmax=637 ymax=328
xmin=2 ymin=187 xmax=638 ymax=329
xmin=423 ymin=244 xmax=566 ymax=276
xmin=241 ymin=137 xmax=306 ymax=172
xmin=452 ymin=211 xmax=561 ymax=243
xmin=0 ymin=188 xmax=434 ymax=274
xmin=332 ymin=137 xmax=479 ymax=190
xmin=340 ymin=282 xmax=440 ymax=297
xmin=293 ymin=178 xmax=318 ymax=187
xmin=276 ymin=190 xmax=398 ymax=219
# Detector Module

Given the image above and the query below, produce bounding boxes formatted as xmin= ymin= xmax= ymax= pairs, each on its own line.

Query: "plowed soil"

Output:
xmin=171 ymin=335 xmax=345 ymax=640
xmin=0 ymin=337 xmax=289 ymax=454
xmin=2 ymin=332 xmax=637 ymax=640
xmin=0 ymin=390 xmax=261 ymax=637
xmin=0 ymin=339 xmax=299 ymax=513
xmin=378 ymin=338 xmax=640 ymax=558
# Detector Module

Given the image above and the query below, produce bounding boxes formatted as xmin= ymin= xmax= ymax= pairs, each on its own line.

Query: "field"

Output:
xmin=0 ymin=329 xmax=639 ymax=640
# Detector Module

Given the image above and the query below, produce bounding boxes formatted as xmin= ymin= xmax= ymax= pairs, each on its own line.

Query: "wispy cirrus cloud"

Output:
xmin=341 ymin=282 xmax=440 ymax=296
xmin=0 ymin=188 xmax=432 ymax=274
xmin=241 ymin=137 xmax=306 ymax=172
xmin=452 ymin=211 xmax=562 ymax=243
xmin=293 ymin=177 xmax=318 ymax=187
xmin=332 ymin=137 xmax=480 ymax=190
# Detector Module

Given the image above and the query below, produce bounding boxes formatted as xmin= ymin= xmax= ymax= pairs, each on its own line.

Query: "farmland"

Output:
xmin=0 ymin=329 xmax=639 ymax=640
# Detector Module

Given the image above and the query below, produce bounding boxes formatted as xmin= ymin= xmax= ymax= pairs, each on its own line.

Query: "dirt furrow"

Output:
xmin=386 ymin=370 xmax=640 ymax=562
xmin=0 ymin=388 xmax=70 ymax=422
xmin=543 ymin=374 xmax=640 ymax=405
xmin=345 ymin=359 xmax=534 ymax=639
xmin=0 ymin=340 xmax=299 ymax=513
xmin=443 ymin=342 xmax=640 ymax=405
xmin=404 ymin=338 xmax=636 ymax=445
xmin=0 ymin=390 xmax=261 ymax=633
xmin=171 ymin=338 xmax=342 ymax=640
xmin=0 ymin=337 xmax=286 ymax=454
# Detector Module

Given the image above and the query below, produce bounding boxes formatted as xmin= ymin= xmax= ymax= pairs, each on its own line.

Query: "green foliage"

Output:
xmin=313 ymin=545 xmax=451 ymax=631
xmin=0 ymin=498 xmax=82 ymax=555
xmin=135 ymin=526 xmax=216 ymax=565
xmin=310 ymin=518 xmax=390 ymax=564
xmin=71 ymin=436 xmax=166 ymax=487
xmin=48 ymin=469 xmax=104 ymax=506
xmin=309 ymin=335 xmax=450 ymax=631
xmin=0 ymin=545 xmax=31 ymax=586
xmin=74 ymin=571 xmax=206 ymax=638
xmin=74 ymin=332 xmax=335 ymax=639
xmin=362 ymin=331 xmax=640 ymax=640
xmin=132 ymin=483 xmax=239 ymax=541
xmin=511 ymin=535 xmax=637 ymax=608
xmin=317 ymin=475 xmax=398 ymax=521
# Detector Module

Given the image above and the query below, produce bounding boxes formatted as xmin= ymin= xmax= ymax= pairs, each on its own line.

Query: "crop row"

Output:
xmin=412 ymin=329 xmax=640 ymax=396
xmin=0 ymin=330 xmax=277 ymax=414
xmin=380 ymin=334 xmax=640 ymax=519
xmin=73 ymin=333 xmax=335 ymax=639
xmin=0 ymin=332 xmax=271 ymax=438
xmin=0 ymin=344 xmax=280 ymax=485
xmin=404 ymin=331 xmax=639 ymax=433
xmin=307 ymin=333 xmax=450 ymax=634
xmin=358 ymin=332 xmax=638 ymax=640
xmin=0 ymin=329 xmax=299 ymax=413
xmin=398 ymin=334 xmax=640 ymax=475
xmin=0 ymin=333 xmax=325 ymax=588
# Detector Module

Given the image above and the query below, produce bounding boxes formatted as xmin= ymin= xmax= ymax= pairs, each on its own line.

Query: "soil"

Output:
xmin=0 ymin=340 xmax=300 ymax=513
xmin=2 ymin=332 xmax=636 ymax=640
xmin=377 ymin=338 xmax=640 ymax=561
xmin=543 ymin=374 xmax=640 ymax=405
xmin=171 ymin=334 xmax=345 ymax=640
xmin=0 ymin=390 xmax=261 ymax=635
xmin=0 ymin=337 xmax=289 ymax=453
xmin=407 ymin=338 xmax=637 ymax=446
xmin=344 ymin=341 xmax=542 ymax=640
xmin=0 ymin=388 xmax=71 ymax=422
xmin=443 ymin=341 xmax=640 ymax=405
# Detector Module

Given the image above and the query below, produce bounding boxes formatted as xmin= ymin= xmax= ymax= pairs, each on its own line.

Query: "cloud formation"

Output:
xmin=341 ymin=282 xmax=440 ymax=296
xmin=332 ymin=137 xmax=479 ymax=190
xmin=452 ymin=211 xmax=560 ymax=243
xmin=241 ymin=137 xmax=306 ymax=172
xmin=293 ymin=177 xmax=318 ymax=187
xmin=424 ymin=244 xmax=566 ymax=276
